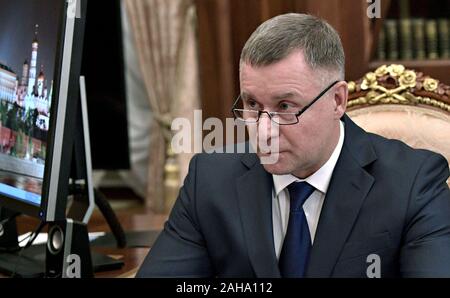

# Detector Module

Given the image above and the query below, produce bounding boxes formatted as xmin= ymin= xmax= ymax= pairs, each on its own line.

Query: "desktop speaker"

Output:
xmin=45 ymin=219 xmax=93 ymax=278
xmin=0 ymin=208 xmax=18 ymax=249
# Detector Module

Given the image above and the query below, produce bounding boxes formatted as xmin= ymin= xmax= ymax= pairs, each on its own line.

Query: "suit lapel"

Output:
xmin=306 ymin=115 xmax=377 ymax=277
xmin=306 ymin=145 xmax=374 ymax=277
xmin=236 ymin=154 xmax=281 ymax=278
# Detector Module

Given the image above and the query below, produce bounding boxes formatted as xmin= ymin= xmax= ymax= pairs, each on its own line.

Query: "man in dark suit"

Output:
xmin=137 ymin=13 xmax=450 ymax=278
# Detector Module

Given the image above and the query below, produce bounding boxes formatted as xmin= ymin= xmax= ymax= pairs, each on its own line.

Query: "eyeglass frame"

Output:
xmin=231 ymin=80 xmax=340 ymax=125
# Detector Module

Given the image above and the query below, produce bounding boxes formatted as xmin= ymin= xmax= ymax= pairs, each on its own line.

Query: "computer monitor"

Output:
xmin=0 ymin=0 xmax=105 ymax=277
xmin=0 ymin=0 xmax=85 ymax=221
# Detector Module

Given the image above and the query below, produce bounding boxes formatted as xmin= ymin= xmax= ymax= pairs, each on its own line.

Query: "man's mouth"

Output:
xmin=258 ymin=150 xmax=283 ymax=155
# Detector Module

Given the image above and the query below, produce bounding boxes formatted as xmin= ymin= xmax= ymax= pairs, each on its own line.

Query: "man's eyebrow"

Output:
xmin=272 ymin=91 xmax=302 ymax=100
xmin=240 ymin=91 xmax=303 ymax=100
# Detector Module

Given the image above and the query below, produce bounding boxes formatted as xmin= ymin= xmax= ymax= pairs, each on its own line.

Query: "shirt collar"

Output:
xmin=272 ymin=120 xmax=345 ymax=196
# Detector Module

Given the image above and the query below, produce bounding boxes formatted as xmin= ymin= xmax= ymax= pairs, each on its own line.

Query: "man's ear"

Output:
xmin=333 ymin=81 xmax=348 ymax=119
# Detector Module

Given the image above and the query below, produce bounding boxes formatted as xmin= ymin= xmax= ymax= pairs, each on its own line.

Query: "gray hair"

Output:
xmin=240 ymin=13 xmax=345 ymax=81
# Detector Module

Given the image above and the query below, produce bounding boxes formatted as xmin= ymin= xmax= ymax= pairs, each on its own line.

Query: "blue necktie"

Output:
xmin=279 ymin=181 xmax=315 ymax=277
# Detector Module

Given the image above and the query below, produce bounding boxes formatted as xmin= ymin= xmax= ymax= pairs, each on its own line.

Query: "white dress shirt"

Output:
xmin=272 ymin=121 xmax=345 ymax=259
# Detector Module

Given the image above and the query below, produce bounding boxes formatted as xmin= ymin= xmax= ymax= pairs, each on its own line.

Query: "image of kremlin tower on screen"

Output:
xmin=0 ymin=24 xmax=54 ymax=196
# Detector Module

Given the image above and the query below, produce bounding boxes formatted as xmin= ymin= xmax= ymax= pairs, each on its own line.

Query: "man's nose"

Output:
xmin=257 ymin=113 xmax=273 ymax=140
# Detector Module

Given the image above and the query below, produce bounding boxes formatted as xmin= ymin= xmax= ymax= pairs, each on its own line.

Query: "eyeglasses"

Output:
xmin=231 ymin=80 xmax=339 ymax=125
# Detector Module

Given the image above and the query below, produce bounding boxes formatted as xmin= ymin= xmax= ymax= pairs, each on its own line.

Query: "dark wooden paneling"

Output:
xmin=195 ymin=0 xmax=235 ymax=121
xmin=229 ymin=0 xmax=264 ymax=102
xmin=338 ymin=0 xmax=371 ymax=81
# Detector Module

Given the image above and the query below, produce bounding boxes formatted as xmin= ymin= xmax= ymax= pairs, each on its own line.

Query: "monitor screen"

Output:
xmin=0 ymin=0 xmax=65 ymax=216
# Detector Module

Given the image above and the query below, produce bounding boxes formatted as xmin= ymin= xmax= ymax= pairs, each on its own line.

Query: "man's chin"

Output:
xmin=262 ymin=163 xmax=291 ymax=175
xmin=261 ymin=158 xmax=293 ymax=175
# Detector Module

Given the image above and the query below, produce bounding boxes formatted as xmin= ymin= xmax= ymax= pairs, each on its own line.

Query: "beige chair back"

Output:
xmin=347 ymin=64 xmax=450 ymax=186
